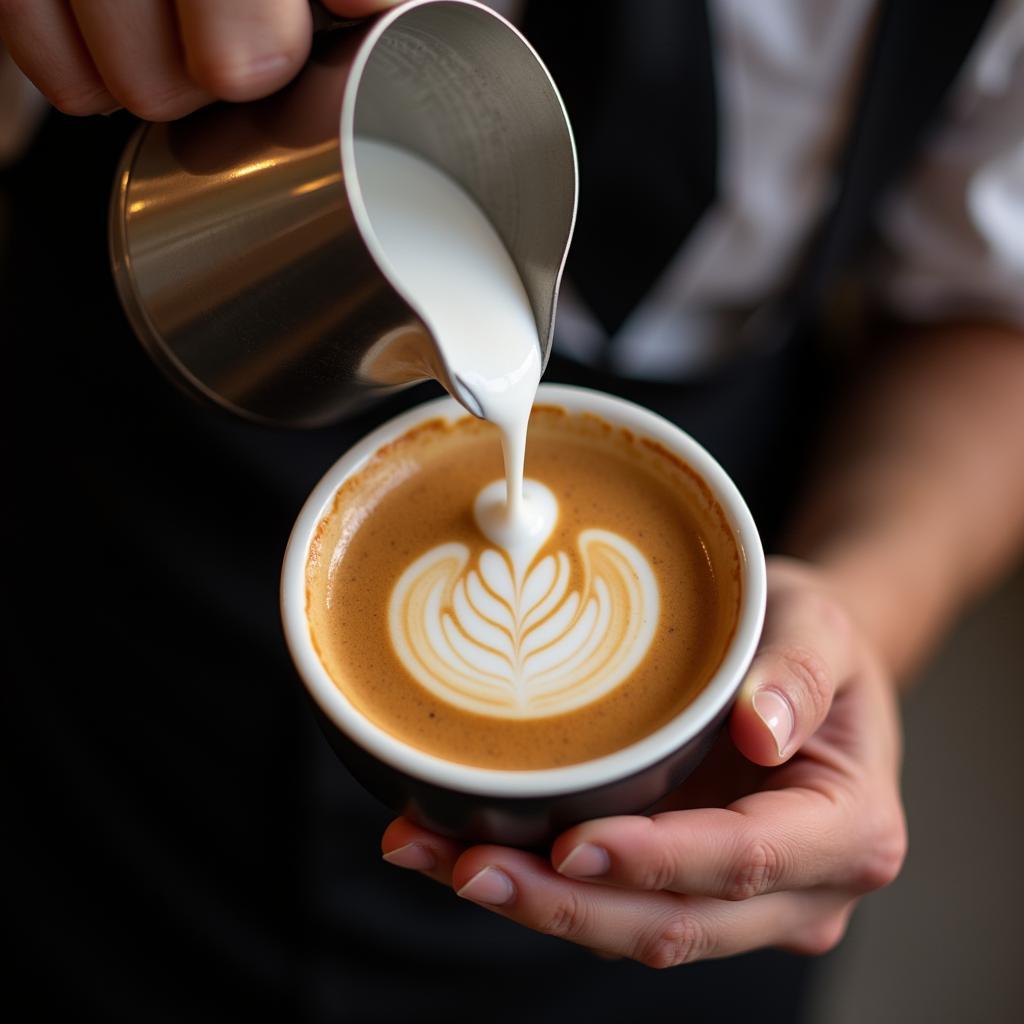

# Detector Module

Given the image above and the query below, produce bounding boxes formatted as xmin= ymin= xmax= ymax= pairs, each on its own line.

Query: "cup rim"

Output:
xmin=281 ymin=384 xmax=766 ymax=798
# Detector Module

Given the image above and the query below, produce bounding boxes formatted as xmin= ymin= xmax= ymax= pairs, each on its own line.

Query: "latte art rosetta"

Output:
xmin=388 ymin=482 xmax=660 ymax=718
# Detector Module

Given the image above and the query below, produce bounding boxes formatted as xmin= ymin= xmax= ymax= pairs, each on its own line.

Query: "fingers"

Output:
xmin=1 ymin=0 xmax=319 ymax=122
xmin=71 ymin=0 xmax=207 ymax=121
xmin=448 ymin=845 xmax=851 ymax=967
xmin=381 ymin=815 xmax=876 ymax=964
xmin=549 ymin=781 xmax=891 ymax=900
xmin=380 ymin=817 xmax=464 ymax=888
xmin=730 ymin=560 xmax=859 ymax=767
xmin=0 ymin=0 xmax=399 ymax=124
xmin=175 ymin=0 xmax=312 ymax=103
xmin=0 ymin=0 xmax=116 ymax=115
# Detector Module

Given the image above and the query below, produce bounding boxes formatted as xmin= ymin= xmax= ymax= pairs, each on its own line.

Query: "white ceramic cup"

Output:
xmin=282 ymin=384 xmax=766 ymax=846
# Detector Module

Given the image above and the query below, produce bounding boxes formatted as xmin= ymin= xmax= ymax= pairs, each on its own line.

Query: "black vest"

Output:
xmin=523 ymin=0 xmax=997 ymax=346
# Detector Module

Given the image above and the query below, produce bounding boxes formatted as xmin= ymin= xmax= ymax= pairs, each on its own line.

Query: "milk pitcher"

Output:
xmin=109 ymin=0 xmax=577 ymax=427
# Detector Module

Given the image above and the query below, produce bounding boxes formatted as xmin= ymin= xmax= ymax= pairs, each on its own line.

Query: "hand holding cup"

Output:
xmin=381 ymin=558 xmax=907 ymax=967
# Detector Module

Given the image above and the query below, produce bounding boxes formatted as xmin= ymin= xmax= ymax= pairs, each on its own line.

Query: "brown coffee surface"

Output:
xmin=306 ymin=406 xmax=741 ymax=770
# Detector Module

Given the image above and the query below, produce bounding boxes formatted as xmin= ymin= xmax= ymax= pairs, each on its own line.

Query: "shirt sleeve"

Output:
xmin=869 ymin=0 xmax=1024 ymax=329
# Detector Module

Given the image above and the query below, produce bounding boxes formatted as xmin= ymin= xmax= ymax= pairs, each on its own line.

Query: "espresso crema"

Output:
xmin=306 ymin=409 xmax=741 ymax=770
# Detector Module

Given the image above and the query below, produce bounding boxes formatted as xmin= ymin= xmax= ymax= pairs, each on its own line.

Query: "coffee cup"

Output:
xmin=281 ymin=384 xmax=766 ymax=847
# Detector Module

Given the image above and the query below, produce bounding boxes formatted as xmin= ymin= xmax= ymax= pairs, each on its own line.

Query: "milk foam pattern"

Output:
xmin=388 ymin=480 xmax=660 ymax=718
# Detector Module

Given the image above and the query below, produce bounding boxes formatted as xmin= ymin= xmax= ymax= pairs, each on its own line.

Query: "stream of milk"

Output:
xmin=354 ymin=137 xmax=550 ymax=557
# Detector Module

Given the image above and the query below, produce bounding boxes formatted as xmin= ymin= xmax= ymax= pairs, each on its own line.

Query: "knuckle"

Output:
xmin=722 ymin=839 xmax=782 ymax=901
xmin=538 ymin=890 xmax=590 ymax=942
xmin=852 ymin=813 xmax=908 ymax=892
xmin=634 ymin=914 xmax=708 ymax=969
xmin=776 ymin=644 xmax=833 ymax=719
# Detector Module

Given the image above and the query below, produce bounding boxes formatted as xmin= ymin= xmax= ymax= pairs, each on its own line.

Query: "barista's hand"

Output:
xmin=381 ymin=558 xmax=908 ymax=966
xmin=0 ymin=0 xmax=402 ymax=120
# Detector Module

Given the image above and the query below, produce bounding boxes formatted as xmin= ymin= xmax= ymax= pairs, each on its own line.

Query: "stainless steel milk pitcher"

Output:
xmin=109 ymin=0 xmax=577 ymax=427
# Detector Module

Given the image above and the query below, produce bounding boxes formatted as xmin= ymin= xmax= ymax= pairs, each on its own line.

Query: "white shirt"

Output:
xmin=509 ymin=0 xmax=1024 ymax=377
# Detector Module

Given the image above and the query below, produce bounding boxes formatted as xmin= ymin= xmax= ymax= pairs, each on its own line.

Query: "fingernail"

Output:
xmin=382 ymin=842 xmax=436 ymax=871
xmin=456 ymin=866 xmax=515 ymax=906
xmin=557 ymin=843 xmax=610 ymax=878
xmin=753 ymin=688 xmax=795 ymax=757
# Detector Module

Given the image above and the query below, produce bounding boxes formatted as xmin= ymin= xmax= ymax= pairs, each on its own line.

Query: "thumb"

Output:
xmin=729 ymin=571 xmax=855 ymax=767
